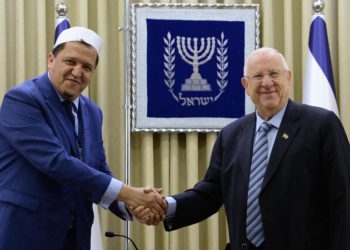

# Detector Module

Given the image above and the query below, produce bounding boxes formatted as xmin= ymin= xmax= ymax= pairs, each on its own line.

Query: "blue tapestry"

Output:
xmin=146 ymin=19 xmax=245 ymax=118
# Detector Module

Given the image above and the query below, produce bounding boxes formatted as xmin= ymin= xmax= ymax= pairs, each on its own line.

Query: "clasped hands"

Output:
xmin=119 ymin=184 xmax=167 ymax=225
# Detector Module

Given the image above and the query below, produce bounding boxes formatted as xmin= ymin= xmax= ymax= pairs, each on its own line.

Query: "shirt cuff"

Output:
xmin=99 ymin=178 xmax=122 ymax=209
xmin=118 ymin=201 xmax=133 ymax=221
xmin=165 ymin=196 xmax=177 ymax=218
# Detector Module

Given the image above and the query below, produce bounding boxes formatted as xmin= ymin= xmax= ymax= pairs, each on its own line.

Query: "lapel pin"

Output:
xmin=282 ymin=133 xmax=289 ymax=140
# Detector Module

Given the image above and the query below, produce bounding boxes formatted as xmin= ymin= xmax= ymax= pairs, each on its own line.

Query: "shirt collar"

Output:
xmin=255 ymin=104 xmax=287 ymax=132
xmin=47 ymin=72 xmax=80 ymax=110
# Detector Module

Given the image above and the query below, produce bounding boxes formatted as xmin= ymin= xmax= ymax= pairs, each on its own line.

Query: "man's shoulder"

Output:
xmin=222 ymin=112 xmax=255 ymax=131
xmin=8 ymin=73 xmax=47 ymax=92
xmin=287 ymin=101 xmax=336 ymax=120
xmin=5 ymin=74 xmax=47 ymax=101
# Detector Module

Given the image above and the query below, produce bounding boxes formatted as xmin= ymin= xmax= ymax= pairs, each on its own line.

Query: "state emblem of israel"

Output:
xmin=163 ymin=32 xmax=228 ymax=106
xmin=146 ymin=19 xmax=247 ymax=120
xmin=131 ymin=4 xmax=259 ymax=131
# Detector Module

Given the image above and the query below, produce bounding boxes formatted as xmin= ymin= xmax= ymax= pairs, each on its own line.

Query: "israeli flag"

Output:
xmin=54 ymin=16 xmax=70 ymax=43
xmin=303 ymin=14 xmax=339 ymax=116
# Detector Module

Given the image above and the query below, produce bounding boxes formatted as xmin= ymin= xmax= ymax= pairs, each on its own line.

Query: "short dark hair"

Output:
xmin=51 ymin=41 xmax=99 ymax=67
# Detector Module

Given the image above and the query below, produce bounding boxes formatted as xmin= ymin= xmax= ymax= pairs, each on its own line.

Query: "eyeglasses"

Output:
xmin=245 ymin=70 xmax=287 ymax=83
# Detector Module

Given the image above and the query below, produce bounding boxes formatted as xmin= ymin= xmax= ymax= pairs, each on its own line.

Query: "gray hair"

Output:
xmin=243 ymin=47 xmax=289 ymax=76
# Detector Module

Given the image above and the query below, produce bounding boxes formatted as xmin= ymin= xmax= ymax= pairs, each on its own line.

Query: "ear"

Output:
xmin=47 ymin=53 xmax=54 ymax=68
xmin=286 ymin=70 xmax=292 ymax=86
xmin=241 ymin=77 xmax=248 ymax=90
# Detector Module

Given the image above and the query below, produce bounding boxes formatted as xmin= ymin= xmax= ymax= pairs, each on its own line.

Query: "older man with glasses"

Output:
xmin=132 ymin=47 xmax=350 ymax=250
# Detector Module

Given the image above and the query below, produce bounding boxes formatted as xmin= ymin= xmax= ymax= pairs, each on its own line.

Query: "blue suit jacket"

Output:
xmin=164 ymin=100 xmax=350 ymax=250
xmin=0 ymin=73 xmax=122 ymax=249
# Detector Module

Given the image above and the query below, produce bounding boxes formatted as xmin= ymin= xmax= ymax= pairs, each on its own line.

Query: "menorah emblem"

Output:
xmin=176 ymin=36 xmax=216 ymax=91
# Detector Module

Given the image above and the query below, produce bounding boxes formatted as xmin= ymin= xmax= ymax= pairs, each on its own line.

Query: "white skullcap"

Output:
xmin=53 ymin=27 xmax=102 ymax=55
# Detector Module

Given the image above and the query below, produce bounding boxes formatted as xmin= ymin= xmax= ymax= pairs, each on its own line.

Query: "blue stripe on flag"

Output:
xmin=308 ymin=16 xmax=336 ymax=96
xmin=54 ymin=19 xmax=70 ymax=43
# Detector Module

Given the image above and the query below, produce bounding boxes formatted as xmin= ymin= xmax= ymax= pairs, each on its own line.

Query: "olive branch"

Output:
xmin=214 ymin=32 xmax=228 ymax=101
xmin=163 ymin=32 xmax=178 ymax=101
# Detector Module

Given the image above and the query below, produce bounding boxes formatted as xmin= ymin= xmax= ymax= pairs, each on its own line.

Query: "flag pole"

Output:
xmin=123 ymin=0 xmax=132 ymax=249
xmin=55 ymin=3 xmax=70 ymax=44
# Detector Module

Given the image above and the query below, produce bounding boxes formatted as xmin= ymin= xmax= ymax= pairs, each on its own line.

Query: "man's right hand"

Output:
xmin=127 ymin=187 xmax=168 ymax=225
xmin=117 ymin=184 xmax=167 ymax=218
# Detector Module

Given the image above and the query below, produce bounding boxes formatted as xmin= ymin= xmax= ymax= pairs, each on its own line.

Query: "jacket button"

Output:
xmin=241 ymin=242 xmax=248 ymax=248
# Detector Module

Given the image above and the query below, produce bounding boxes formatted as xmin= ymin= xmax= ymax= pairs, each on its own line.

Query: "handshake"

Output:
xmin=118 ymin=184 xmax=168 ymax=226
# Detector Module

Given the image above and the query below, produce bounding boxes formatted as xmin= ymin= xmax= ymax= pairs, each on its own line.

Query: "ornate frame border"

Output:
xmin=129 ymin=3 xmax=260 ymax=132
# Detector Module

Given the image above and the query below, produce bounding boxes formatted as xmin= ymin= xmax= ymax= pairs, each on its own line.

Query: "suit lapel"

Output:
xmin=237 ymin=114 xmax=256 ymax=186
xmin=78 ymin=97 xmax=91 ymax=162
xmin=37 ymin=73 xmax=80 ymax=157
xmin=262 ymin=101 xmax=301 ymax=190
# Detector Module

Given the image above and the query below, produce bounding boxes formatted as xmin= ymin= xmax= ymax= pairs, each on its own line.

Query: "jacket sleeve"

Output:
xmin=322 ymin=112 xmax=350 ymax=249
xmin=164 ymin=134 xmax=224 ymax=231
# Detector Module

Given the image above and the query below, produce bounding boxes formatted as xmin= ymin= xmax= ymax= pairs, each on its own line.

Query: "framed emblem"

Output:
xmin=129 ymin=3 xmax=259 ymax=132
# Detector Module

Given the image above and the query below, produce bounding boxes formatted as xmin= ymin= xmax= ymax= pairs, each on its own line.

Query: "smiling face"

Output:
xmin=47 ymin=42 xmax=97 ymax=100
xmin=241 ymin=48 xmax=292 ymax=120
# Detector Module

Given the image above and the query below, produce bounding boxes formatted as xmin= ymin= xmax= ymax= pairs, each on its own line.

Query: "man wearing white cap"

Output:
xmin=0 ymin=27 xmax=166 ymax=249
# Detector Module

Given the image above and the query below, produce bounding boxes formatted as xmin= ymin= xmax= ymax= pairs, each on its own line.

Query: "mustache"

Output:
xmin=65 ymin=78 xmax=82 ymax=84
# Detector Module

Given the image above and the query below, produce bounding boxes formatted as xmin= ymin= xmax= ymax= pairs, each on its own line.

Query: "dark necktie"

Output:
xmin=62 ymin=100 xmax=82 ymax=159
xmin=246 ymin=122 xmax=272 ymax=247
xmin=62 ymin=100 xmax=75 ymax=129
